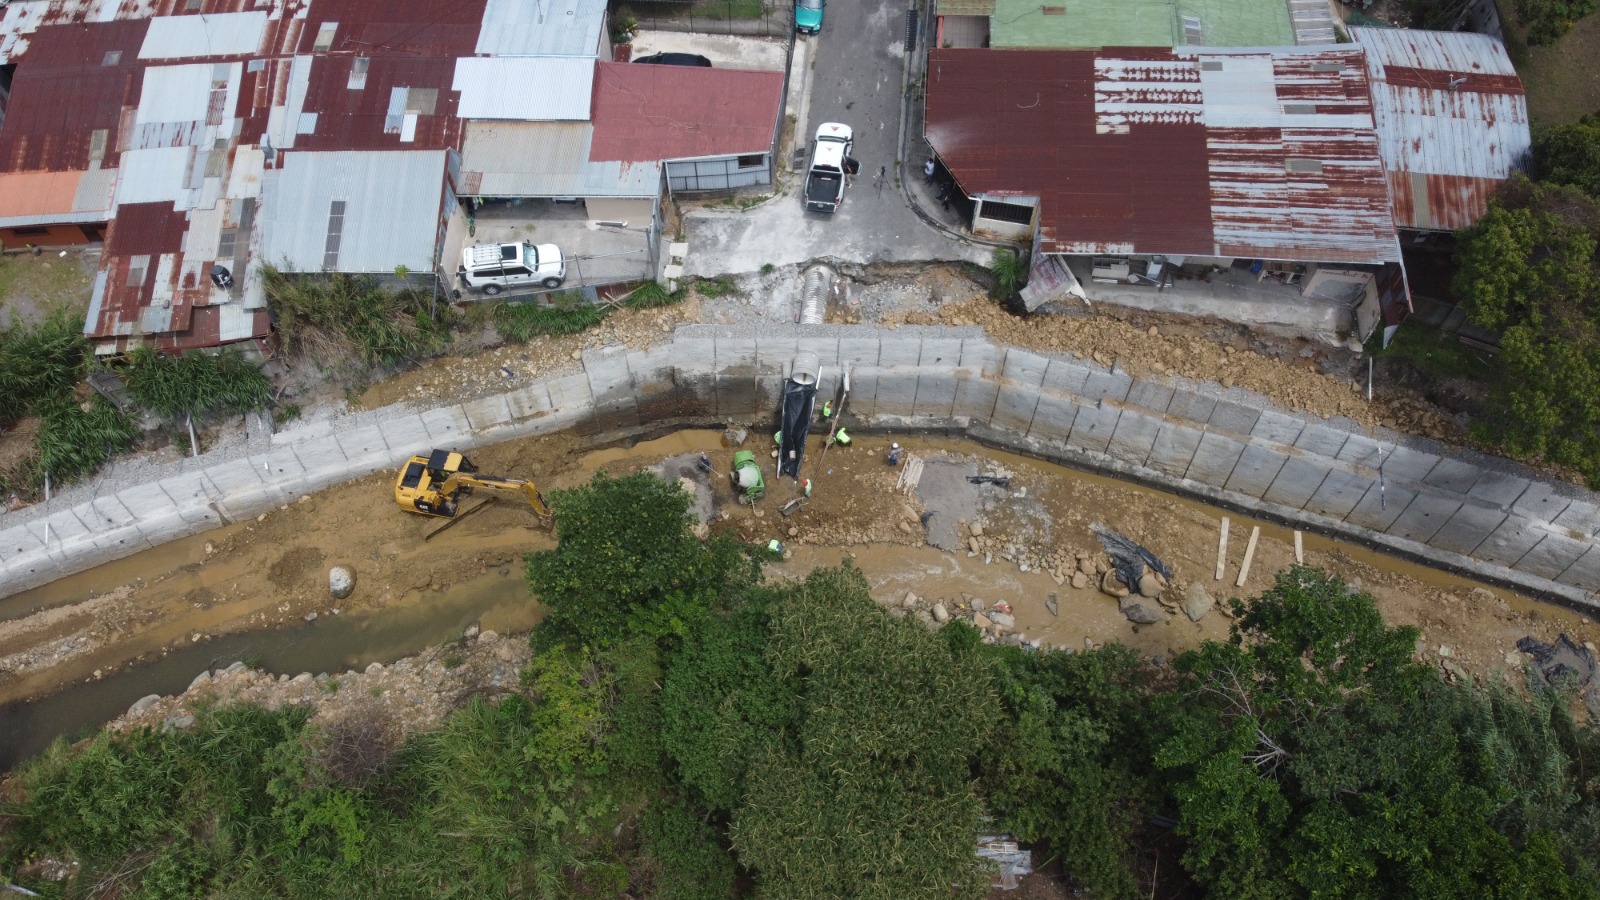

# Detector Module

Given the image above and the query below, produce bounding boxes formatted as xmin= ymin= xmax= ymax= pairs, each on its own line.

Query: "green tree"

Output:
xmin=1517 ymin=0 xmax=1599 ymax=44
xmin=1453 ymin=177 xmax=1600 ymax=484
xmin=1535 ymin=112 xmax=1600 ymax=196
xmin=1157 ymin=567 xmax=1596 ymax=899
xmin=525 ymin=471 xmax=758 ymax=649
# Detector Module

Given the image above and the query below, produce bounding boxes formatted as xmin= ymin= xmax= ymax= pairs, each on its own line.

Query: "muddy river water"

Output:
xmin=2 ymin=430 xmax=1594 ymax=769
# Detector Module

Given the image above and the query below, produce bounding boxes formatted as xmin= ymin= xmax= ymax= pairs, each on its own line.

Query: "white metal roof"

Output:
xmin=115 ymin=146 xmax=195 ymax=208
xmin=258 ymin=150 xmax=448 ymax=274
xmin=137 ymin=62 xmax=241 ymax=125
xmin=460 ymin=121 xmax=661 ymax=196
xmin=452 ymin=57 xmax=594 ymax=120
xmin=475 ymin=0 xmax=607 ymax=57
xmin=138 ymin=12 xmax=268 ymax=59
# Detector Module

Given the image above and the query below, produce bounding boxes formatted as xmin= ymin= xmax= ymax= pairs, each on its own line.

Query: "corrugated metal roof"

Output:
xmin=136 ymin=62 xmax=240 ymax=126
xmin=299 ymin=0 xmax=487 ymax=57
xmin=453 ymin=57 xmax=593 ymax=120
xmin=590 ymin=62 xmax=783 ymax=162
xmin=925 ymin=47 xmax=1399 ymax=263
xmin=475 ymin=0 xmax=606 ymax=57
xmin=115 ymin=146 xmax=196 ymax=207
xmin=258 ymin=149 xmax=446 ymax=273
xmin=989 ymin=0 xmax=1294 ymax=49
xmin=1351 ymin=27 xmax=1530 ymax=231
xmin=459 ymin=120 xmax=661 ymax=196
xmin=0 ymin=171 xmax=93 ymax=220
xmin=297 ymin=55 xmax=462 ymax=149
xmin=0 ymin=20 xmax=146 ymax=172
xmin=138 ymin=11 xmax=268 ymax=59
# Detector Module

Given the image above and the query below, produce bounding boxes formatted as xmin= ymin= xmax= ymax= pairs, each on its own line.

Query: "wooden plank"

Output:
xmin=1236 ymin=526 xmax=1261 ymax=588
xmin=1294 ymin=530 xmax=1304 ymax=564
xmin=1215 ymin=517 xmax=1230 ymax=581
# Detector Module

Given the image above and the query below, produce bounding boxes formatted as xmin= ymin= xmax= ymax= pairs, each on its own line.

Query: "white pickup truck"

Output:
xmin=803 ymin=122 xmax=853 ymax=214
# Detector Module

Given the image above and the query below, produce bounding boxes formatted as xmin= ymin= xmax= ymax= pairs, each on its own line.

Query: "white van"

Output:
xmin=458 ymin=241 xmax=567 ymax=294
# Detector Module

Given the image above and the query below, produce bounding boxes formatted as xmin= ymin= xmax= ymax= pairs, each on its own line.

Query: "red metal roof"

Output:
xmin=0 ymin=21 xmax=146 ymax=172
xmin=925 ymin=47 xmax=1401 ymax=264
xmin=589 ymin=62 xmax=784 ymax=162
xmin=294 ymin=55 xmax=462 ymax=151
xmin=297 ymin=0 xmax=487 ymax=57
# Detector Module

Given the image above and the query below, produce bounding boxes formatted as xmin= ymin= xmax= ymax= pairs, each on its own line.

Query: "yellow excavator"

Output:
xmin=394 ymin=449 xmax=552 ymax=537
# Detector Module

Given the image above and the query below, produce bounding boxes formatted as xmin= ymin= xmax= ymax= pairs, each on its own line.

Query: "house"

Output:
xmin=0 ymin=0 xmax=783 ymax=353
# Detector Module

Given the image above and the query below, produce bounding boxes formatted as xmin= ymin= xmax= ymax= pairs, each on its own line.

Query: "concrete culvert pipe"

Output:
xmin=791 ymin=350 xmax=820 ymax=386
xmin=799 ymin=264 xmax=831 ymax=325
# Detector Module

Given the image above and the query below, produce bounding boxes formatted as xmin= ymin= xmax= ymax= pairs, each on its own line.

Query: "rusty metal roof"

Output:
xmin=590 ymin=62 xmax=783 ymax=163
xmin=295 ymin=55 xmax=462 ymax=150
xmin=0 ymin=20 xmax=146 ymax=172
xmin=925 ymin=47 xmax=1400 ymax=264
xmin=1350 ymin=27 xmax=1530 ymax=232
xmin=299 ymin=0 xmax=486 ymax=57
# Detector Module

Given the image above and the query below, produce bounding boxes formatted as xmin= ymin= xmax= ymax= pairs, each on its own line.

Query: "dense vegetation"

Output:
xmin=261 ymin=268 xmax=453 ymax=369
xmin=1454 ymin=113 xmax=1600 ymax=485
xmin=4 ymin=474 xmax=1599 ymax=898
xmin=1515 ymin=0 xmax=1599 ymax=44
xmin=124 ymin=347 xmax=272 ymax=419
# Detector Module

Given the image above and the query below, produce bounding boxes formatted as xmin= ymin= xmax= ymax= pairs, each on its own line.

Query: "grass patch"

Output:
xmin=34 ymin=395 xmax=139 ymax=485
xmin=0 ymin=254 xmax=94 ymax=320
xmin=1504 ymin=0 xmax=1600 ymax=124
xmin=262 ymin=268 xmax=452 ymax=368
xmin=1378 ymin=326 xmax=1495 ymax=382
xmin=693 ymin=276 xmax=737 ymax=299
xmin=0 ymin=309 xmax=91 ymax=424
xmin=622 ymin=281 xmax=683 ymax=310
xmin=125 ymin=347 xmax=272 ymax=418
xmin=493 ymin=296 xmax=608 ymax=343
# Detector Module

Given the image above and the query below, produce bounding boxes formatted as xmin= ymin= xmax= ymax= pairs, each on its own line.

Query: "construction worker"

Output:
xmin=767 ymin=538 xmax=783 ymax=554
xmin=821 ymin=400 xmax=833 ymax=420
xmin=697 ymin=454 xmax=713 ymax=474
xmin=832 ymin=428 xmax=852 ymax=447
xmin=802 ymin=478 xmax=813 ymax=498
xmin=887 ymin=442 xmax=902 ymax=466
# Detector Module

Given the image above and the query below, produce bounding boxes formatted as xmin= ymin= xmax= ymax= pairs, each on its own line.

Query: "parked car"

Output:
xmin=804 ymin=122 xmax=853 ymax=213
xmin=458 ymin=241 xmax=566 ymax=294
xmin=632 ymin=52 xmax=712 ymax=67
xmin=795 ymin=0 xmax=825 ymax=34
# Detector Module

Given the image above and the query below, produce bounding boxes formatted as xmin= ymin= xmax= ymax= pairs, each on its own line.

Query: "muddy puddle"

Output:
xmin=3 ymin=428 xmax=1596 ymax=770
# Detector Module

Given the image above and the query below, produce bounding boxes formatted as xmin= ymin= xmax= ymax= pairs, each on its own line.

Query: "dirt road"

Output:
xmin=3 ymin=428 xmax=1595 ymax=717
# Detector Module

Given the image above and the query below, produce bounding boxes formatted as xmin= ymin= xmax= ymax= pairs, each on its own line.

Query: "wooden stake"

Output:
xmin=1294 ymin=530 xmax=1304 ymax=564
xmin=1236 ymin=526 xmax=1261 ymax=588
xmin=1214 ymin=517 xmax=1230 ymax=581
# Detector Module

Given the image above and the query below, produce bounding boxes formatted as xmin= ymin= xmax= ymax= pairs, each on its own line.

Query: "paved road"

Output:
xmin=681 ymin=3 xmax=988 ymax=277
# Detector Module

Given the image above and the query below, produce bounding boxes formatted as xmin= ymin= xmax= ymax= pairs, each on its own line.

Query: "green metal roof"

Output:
xmin=989 ymin=0 xmax=1295 ymax=49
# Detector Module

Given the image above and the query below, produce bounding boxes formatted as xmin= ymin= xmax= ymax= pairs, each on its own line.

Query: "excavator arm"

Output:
xmin=439 ymin=473 xmax=553 ymax=524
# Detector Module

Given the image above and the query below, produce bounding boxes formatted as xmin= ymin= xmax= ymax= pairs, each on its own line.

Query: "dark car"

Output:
xmin=632 ymin=52 xmax=712 ymax=67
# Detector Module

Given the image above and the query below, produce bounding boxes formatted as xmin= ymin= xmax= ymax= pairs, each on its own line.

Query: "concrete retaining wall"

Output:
xmin=6 ymin=324 xmax=1600 ymax=609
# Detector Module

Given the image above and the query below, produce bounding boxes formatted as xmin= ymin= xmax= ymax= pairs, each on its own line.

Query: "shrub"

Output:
xmin=262 ymin=268 xmax=451 ymax=367
xmin=622 ymin=281 xmax=682 ymax=310
xmin=493 ymin=296 xmax=607 ymax=342
xmin=0 ymin=309 xmax=90 ymax=424
xmin=33 ymin=395 xmax=138 ymax=485
xmin=125 ymin=347 xmax=272 ymax=418
xmin=989 ymin=247 xmax=1024 ymax=299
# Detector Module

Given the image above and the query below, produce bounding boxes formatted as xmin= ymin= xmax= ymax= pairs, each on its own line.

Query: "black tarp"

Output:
xmin=778 ymin=380 xmax=816 ymax=479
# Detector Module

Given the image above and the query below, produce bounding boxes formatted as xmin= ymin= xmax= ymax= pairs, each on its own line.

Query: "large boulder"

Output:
xmin=329 ymin=566 xmax=356 ymax=600
xmin=1183 ymin=583 xmax=1215 ymax=622
xmin=1119 ymin=597 xmax=1163 ymax=625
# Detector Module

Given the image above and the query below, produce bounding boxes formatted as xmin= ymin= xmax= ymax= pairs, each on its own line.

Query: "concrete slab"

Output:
xmin=919 ymin=338 xmax=963 ymax=368
xmin=1475 ymin=516 xmax=1548 ymax=568
xmin=877 ymin=338 xmax=922 ymax=369
xmin=3 ymin=522 xmax=47 ymax=557
xmin=546 ymin=373 xmax=595 ymax=411
xmin=1146 ymin=422 xmax=1206 ymax=480
xmin=506 ymin=383 xmax=554 ymax=420
xmin=1384 ymin=489 xmax=1461 ymax=544
xmin=626 ymin=345 xmax=677 ymax=384
xmin=1164 ymin=388 xmax=1217 ymax=425
xmin=873 ymin=368 xmax=919 ymax=417
xmin=1554 ymin=544 xmax=1600 ymax=591
xmin=83 ymin=494 xmax=137 ymax=530
xmin=913 ymin=368 xmax=958 ymax=418
xmin=1124 ymin=378 xmax=1175 ymax=415
xmin=1334 ymin=433 xmax=1384 ymax=470
xmin=1553 ymin=499 xmax=1600 ymax=537
xmin=1511 ymin=481 xmax=1573 ymax=522
xmin=1345 ymin=482 xmax=1415 ymax=533
xmin=959 ymin=339 xmax=1003 ymax=375
xmin=1379 ymin=445 xmax=1441 ymax=485
xmin=1028 ymin=394 xmax=1080 ymax=444
xmin=670 ymin=337 xmax=717 ymax=372
xmin=1080 ymin=368 xmax=1134 ymax=404
xmin=288 ymin=434 xmax=350 ymax=485
xmin=92 ymin=528 xmax=153 ymax=557
xmin=1041 ymin=359 xmax=1091 ymax=396
xmin=716 ymin=336 xmax=758 ymax=368
xmin=1427 ymin=501 xmax=1507 ymax=557
xmin=1207 ymin=400 xmax=1261 ymax=437
xmin=377 ymin=415 xmax=432 ymax=451
xmin=335 ymin=423 xmax=391 ymax=460
xmin=839 ymin=336 xmax=881 ymax=368
xmin=952 ymin=370 xmax=1000 ymax=421
xmin=157 ymin=473 xmax=223 ymax=524
xmin=1306 ymin=468 xmax=1374 ymax=519
xmin=991 ymin=381 xmax=1040 ymax=434
xmin=462 ymin=394 xmax=514 ymax=432
xmin=257 ymin=447 xmax=307 ymax=483
xmin=1465 ymin=470 xmax=1530 ymax=509
xmin=1001 ymin=349 xmax=1050 ymax=392
xmin=1515 ymin=531 xmax=1591 ymax=581
xmin=1106 ymin=410 xmax=1162 ymax=467
xmin=1186 ymin=432 xmax=1247 ymax=486
xmin=796 ymin=334 xmax=842 ymax=367
xmin=1224 ymin=445 xmax=1288 ymax=499
xmin=116 ymin=481 xmax=176 ymax=518
xmin=1278 ymin=462 xmax=1341 ymax=524
xmin=1250 ymin=410 xmax=1305 ymax=446
xmin=584 ymin=351 xmax=634 ymax=399
xmin=1423 ymin=457 xmax=1485 ymax=495
xmin=204 ymin=457 xmax=268 ymax=497
xmin=755 ymin=336 xmax=800 ymax=371
xmin=1065 ymin=401 xmax=1119 ymax=453
xmin=418 ymin=406 xmax=471 ymax=443
xmin=1292 ymin=423 xmax=1351 ymax=458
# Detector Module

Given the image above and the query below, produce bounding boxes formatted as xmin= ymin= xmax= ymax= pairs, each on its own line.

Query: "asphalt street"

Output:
xmin=681 ymin=2 xmax=989 ymax=277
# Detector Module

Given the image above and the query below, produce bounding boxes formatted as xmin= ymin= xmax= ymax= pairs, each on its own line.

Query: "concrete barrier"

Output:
xmin=5 ymin=323 xmax=1600 ymax=611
